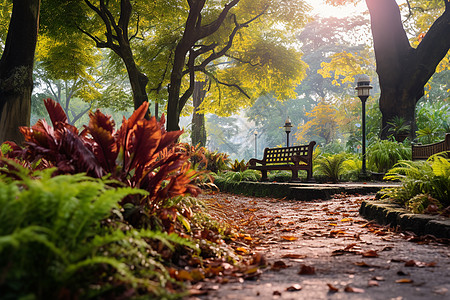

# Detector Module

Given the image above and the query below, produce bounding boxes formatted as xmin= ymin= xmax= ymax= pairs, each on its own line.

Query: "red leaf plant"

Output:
xmin=5 ymin=99 xmax=201 ymax=222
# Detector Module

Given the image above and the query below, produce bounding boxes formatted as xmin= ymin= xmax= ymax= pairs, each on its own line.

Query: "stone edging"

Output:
xmin=359 ymin=200 xmax=450 ymax=239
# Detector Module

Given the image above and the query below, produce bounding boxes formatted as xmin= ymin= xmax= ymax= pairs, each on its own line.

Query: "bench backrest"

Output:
xmin=412 ymin=133 xmax=450 ymax=160
xmin=263 ymin=141 xmax=316 ymax=164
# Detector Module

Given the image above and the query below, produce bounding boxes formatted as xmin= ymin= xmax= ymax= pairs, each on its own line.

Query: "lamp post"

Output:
xmin=254 ymin=131 xmax=258 ymax=157
xmin=284 ymin=117 xmax=293 ymax=147
xmin=355 ymin=75 xmax=372 ymax=177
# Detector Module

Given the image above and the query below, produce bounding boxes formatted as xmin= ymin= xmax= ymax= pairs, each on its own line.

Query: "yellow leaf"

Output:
xmin=280 ymin=235 xmax=298 ymax=241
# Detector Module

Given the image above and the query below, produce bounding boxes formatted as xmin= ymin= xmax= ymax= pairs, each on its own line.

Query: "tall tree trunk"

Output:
xmin=166 ymin=0 xmax=241 ymax=131
xmin=121 ymin=48 xmax=149 ymax=112
xmin=191 ymin=81 xmax=207 ymax=146
xmin=366 ymin=0 xmax=450 ymax=140
xmin=82 ymin=0 xmax=149 ymax=117
xmin=0 ymin=0 xmax=40 ymax=144
xmin=167 ymin=41 xmax=189 ymax=131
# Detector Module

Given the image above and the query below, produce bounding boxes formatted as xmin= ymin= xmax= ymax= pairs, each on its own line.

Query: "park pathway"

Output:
xmin=189 ymin=192 xmax=450 ymax=300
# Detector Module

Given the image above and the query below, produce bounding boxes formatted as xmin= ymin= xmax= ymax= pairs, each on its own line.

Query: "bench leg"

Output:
xmin=261 ymin=170 xmax=268 ymax=181
xmin=306 ymin=168 xmax=315 ymax=183
xmin=290 ymin=170 xmax=301 ymax=182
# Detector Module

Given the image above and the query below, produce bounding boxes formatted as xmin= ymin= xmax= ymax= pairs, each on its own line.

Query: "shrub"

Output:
xmin=267 ymin=170 xmax=293 ymax=182
xmin=231 ymin=159 xmax=247 ymax=172
xmin=383 ymin=153 xmax=450 ymax=211
xmin=4 ymin=99 xmax=201 ymax=226
xmin=314 ymin=153 xmax=348 ymax=183
xmin=204 ymin=149 xmax=231 ymax=173
xmin=368 ymin=138 xmax=411 ymax=173
xmin=0 ymin=160 xmax=196 ymax=299
xmin=217 ymin=169 xmax=261 ymax=184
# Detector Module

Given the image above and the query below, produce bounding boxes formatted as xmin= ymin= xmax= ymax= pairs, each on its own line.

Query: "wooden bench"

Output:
xmin=412 ymin=133 xmax=450 ymax=160
xmin=248 ymin=141 xmax=316 ymax=182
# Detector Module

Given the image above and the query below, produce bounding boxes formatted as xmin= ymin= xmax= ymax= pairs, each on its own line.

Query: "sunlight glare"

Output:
xmin=306 ymin=0 xmax=367 ymax=18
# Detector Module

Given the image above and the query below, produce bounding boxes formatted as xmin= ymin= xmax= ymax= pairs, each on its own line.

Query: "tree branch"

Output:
xmin=224 ymin=54 xmax=261 ymax=67
xmin=198 ymin=0 xmax=240 ymax=39
xmin=205 ymin=70 xmax=250 ymax=99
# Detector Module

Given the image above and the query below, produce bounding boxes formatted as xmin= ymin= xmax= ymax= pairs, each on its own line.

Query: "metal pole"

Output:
xmin=360 ymin=96 xmax=368 ymax=176
xmin=254 ymin=133 xmax=257 ymax=157
xmin=286 ymin=132 xmax=290 ymax=147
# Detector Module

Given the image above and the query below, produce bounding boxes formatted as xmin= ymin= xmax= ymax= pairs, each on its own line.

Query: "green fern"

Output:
xmin=0 ymin=160 xmax=193 ymax=299
xmin=383 ymin=154 xmax=450 ymax=209
xmin=368 ymin=138 xmax=411 ymax=173
xmin=314 ymin=153 xmax=347 ymax=183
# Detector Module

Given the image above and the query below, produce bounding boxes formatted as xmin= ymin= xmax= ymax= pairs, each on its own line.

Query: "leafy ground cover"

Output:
xmin=382 ymin=153 xmax=450 ymax=215
xmin=0 ymin=100 xmax=255 ymax=299
xmin=189 ymin=192 xmax=450 ymax=299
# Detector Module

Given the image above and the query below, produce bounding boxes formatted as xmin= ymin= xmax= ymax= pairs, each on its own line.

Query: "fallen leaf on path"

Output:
xmin=298 ymin=264 xmax=316 ymax=275
xmin=281 ymin=253 xmax=307 ymax=259
xmin=405 ymin=260 xmax=437 ymax=267
xmin=344 ymin=243 xmax=358 ymax=250
xmin=327 ymin=283 xmax=339 ymax=292
xmin=372 ymin=276 xmax=385 ymax=281
xmin=280 ymin=235 xmax=298 ymax=241
xmin=396 ymin=279 xmax=414 ymax=283
xmin=344 ymin=285 xmax=365 ymax=293
xmin=354 ymin=261 xmax=372 ymax=267
xmin=273 ymin=290 xmax=282 ymax=296
xmin=271 ymin=260 xmax=289 ymax=271
xmin=368 ymin=280 xmax=379 ymax=287
xmin=340 ymin=218 xmax=353 ymax=222
xmin=286 ymin=284 xmax=302 ymax=291
xmin=235 ymin=247 xmax=249 ymax=254
xmin=362 ymin=250 xmax=379 ymax=258
xmin=176 ymin=269 xmax=193 ymax=281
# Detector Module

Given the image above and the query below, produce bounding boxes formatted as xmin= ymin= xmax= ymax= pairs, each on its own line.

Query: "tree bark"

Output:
xmin=0 ymin=0 xmax=40 ymax=144
xmin=366 ymin=0 xmax=450 ymax=139
xmin=191 ymin=81 xmax=207 ymax=146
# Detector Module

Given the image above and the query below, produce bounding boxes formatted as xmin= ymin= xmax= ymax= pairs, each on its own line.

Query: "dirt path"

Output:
xmin=190 ymin=192 xmax=450 ymax=300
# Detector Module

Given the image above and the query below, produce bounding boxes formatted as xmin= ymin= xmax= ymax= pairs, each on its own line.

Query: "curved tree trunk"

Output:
xmin=0 ymin=0 xmax=40 ymax=145
xmin=81 ymin=0 xmax=149 ymax=117
xmin=191 ymin=81 xmax=207 ymax=146
xmin=366 ymin=0 xmax=450 ymax=139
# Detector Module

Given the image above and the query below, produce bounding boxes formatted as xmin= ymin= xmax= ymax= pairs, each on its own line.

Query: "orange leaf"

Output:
xmin=327 ymin=283 xmax=339 ymax=292
xmin=281 ymin=235 xmax=298 ymax=241
xmin=362 ymin=250 xmax=379 ymax=258
xmin=396 ymin=279 xmax=414 ymax=283
xmin=340 ymin=218 xmax=353 ymax=222
xmin=176 ymin=270 xmax=193 ymax=281
xmin=236 ymin=247 xmax=249 ymax=254
xmin=354 ymin=261 xmax=371 ymax=267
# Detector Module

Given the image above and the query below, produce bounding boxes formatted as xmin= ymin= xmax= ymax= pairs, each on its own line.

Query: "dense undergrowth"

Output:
xmin=0 ymin=100 xmax=244 ymax=299
xmin=382 ymin=153 xmax=450 ymax=215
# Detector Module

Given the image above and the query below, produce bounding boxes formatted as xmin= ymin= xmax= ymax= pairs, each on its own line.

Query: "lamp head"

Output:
xmin=284 ymin=117 xmax=292 ymax=133
xmin=355 ymin=74 xmax=372 ymax=98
